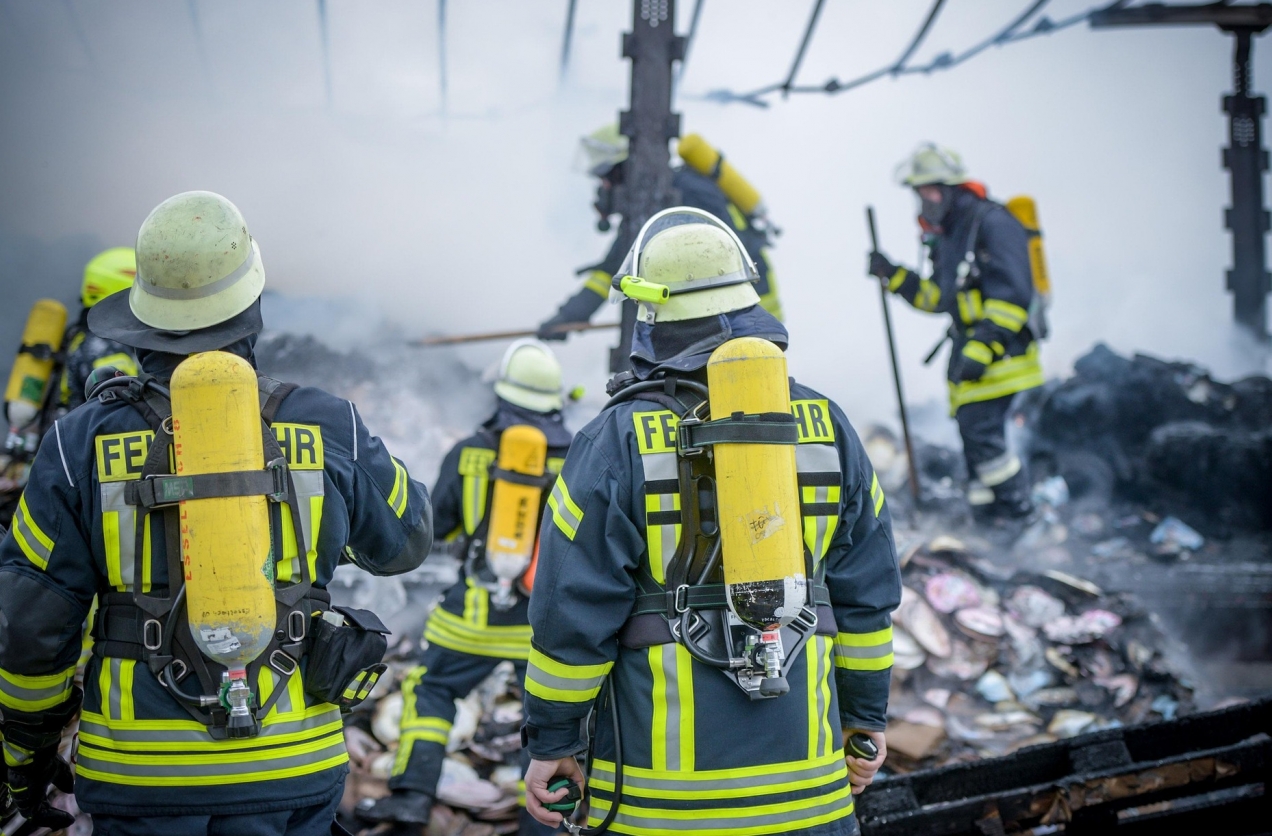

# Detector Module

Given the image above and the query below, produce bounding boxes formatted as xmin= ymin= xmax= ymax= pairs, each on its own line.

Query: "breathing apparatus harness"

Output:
xmin=86 ymin=373 xmax=387 ymax=739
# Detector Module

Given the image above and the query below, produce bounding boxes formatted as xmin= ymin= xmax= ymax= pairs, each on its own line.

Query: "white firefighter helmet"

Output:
xmin=577 ymin=124 xmax=629 ymax=177
xmin=494 ymin=339 xmax=564 ymax=413
xmin=895 ymin=143 xmax=971 ymax=188
xmin=129 ymin=191 xmax=266 ymax=331
xmin=614 ymin=207 xmax=761 ymax=323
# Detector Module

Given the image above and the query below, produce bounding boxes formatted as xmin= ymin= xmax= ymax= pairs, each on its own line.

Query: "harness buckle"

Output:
xmin=267 ymin=457 xmax=289 ymax=502
xmin=672 ymin=584 xmax=691 ymax=614
xmin=170 ymin=659 xmax=188 ymax=681
xmin=142 ymin=618 xmax=164 ymax=651
xmin=269 ymin=649 xmax=299 ymax=677
xmin=675 ymin=417 xmax=706 ymax=457
xmin=792 ymin=605 xmax=819 ymax=635
xmin=286 ymin=609 xmax=308 ymax=643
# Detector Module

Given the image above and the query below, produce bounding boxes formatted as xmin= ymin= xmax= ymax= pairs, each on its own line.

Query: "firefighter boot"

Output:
xmin=358 ymin=789 xmax=434 ymax=824
xmin=973 ymin=469 xmax=1033 ymax=525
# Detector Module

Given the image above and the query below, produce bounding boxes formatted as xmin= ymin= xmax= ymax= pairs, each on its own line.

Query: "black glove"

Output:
xmin=536 ymin=313 xmax=572 ymax=342
xmin=868 ymin=251 xmax=900 ymax=281
xmin=6 ymin=748 xmax=75 ymax=831
xmin=953 ymin=340 xmax=992 ymax=382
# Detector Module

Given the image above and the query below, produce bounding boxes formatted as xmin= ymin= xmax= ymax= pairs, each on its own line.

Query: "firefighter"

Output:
xmin=56 ymin=247 xmax=140 ymax=413
xmin=523 ymin=208 xmax=901 ymax=835
xmin=536 ymin=126 xmax=782 ymax=372
xmin=359 ymin=339 xmax=571 ymax=834
xmin=868 ymin=144 xmax=1044 ymax=523
xmin=0 ymin=191 xmax=432 ymax=835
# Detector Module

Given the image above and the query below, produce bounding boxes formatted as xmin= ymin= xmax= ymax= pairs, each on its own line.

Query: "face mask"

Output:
xmin=919 ymin=185 xmax=951 ymax=230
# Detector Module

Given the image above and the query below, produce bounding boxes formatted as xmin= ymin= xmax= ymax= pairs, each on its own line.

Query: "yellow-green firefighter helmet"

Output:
xmin=81 ymin=247 xmax=137 ymax=309
xmin=896 ymin=143 xmax=971 ymax=188
xmin=614 ymin=207 xmax=761 ymax=323
xmin=494 ymin=339 xmax=564 ymax=413
xmin=129 ymin=191 xmax=266 ymax=331
xmin=578 ymin=124 xmax=630 ymax=176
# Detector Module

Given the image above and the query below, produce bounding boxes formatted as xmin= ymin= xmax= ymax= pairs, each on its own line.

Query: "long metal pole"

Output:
xmin=867 ymin=207 xmax=921 ymax=503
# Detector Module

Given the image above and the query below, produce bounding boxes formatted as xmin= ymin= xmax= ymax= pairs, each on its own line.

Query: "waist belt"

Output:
xmin=631 ymin=582 xmax=831 ymax=617
xmin=92 ymin=588 xmax=332 ymax=661
xmin=622 ymin=584 xmax=836 ymax=650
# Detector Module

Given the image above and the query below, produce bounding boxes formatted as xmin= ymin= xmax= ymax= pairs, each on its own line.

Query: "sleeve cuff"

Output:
xmin=522 ymin=720 xmax=587 ymax=760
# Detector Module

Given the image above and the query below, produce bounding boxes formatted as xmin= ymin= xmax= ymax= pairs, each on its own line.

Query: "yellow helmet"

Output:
xmin=494 ymin=339 xmax=564 ymax=412
xmin=578 ymin=124 xmax=629 ymax=176
xmin=895 ymin=143 xmax=971 ymax=187
xmin=81 ymin=247 xmax=137 ymax=309
xmin=614 ymin=207 xmax=760 ymax=323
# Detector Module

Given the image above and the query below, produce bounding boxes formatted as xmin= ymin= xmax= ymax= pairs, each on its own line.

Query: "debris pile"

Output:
xmin=883 ymin=535 xmax=1197 ymax=772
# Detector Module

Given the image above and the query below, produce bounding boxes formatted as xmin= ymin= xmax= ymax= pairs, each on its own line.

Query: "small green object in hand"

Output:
xmin=545 ymin=777 xmax=582 ymax=814
xmin=848 ymin=733 xmax=879 ymax=761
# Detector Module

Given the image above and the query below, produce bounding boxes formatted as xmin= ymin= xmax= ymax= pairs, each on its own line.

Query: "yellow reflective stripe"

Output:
xmin=806 ymin=634 xmax=820 ymax=760
xmin=277 ymin=505 xmax=299 ymax=583
xmin=525 ymin=646 xmax=611 ymax=703
xmin=463 ymin=578 xmax=489 ymax=627
xmin=963 ymin=340 xmax=994 ymax=366
xmin=644 ymin=489 xmax=680 ymax=585
xmin=584 ymin=270 xmax=612 ymax=297
xmin=103 ymin=510 xmax=123 ymax=587
xmin=649 ymin=644 xmax=694 ymax=771
xmin=984 ymin=298 xmax=1029 ymax=332
xmin=589 ymin=750 xmax=846 ymax=800
xmin=869 ymin=472 xmax=885 ymax=518
xmin=76 ymin=736 xmax=348 ymax=786
xmin=886 ymin=267 xmax=907 ymax=292
xmin=0 ymin=665 xmax=76 ymax=712
xmin=3 ymin=738 xmax=33 ymax=767
xmin=388 ymin=457 xmax=409 ymax=518
xmin=547 ymin=476 xmax=582 ymax=541
xmin=949 ymin=343 xmax=1045 ymax=412
xmin=79 ymin=707 xmax=342 ymax=753
xmin=141 ymin=519 xmax=152 ymax=593
xmin=586 ymin=781 xmax=853 ymax=835
xmin=915 ymin=278 xmax=941 ymax=311
xmin=12 ymin=495 xmax=53 ymax=570
xmin=458 ymin=447 xmax=495 ymax=534
xmin=424 ymin=607 xmax=531 ymax=655
xmin=834 ymin=626 xmax=894 ymax=671
xmin=307 ymin=494 xmax=323 ymax=583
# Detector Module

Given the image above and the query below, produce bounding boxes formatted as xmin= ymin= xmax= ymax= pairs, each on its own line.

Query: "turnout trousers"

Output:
xmin=90 ymin=779 xmax=344 ymax=836
xmin=390 ymin=643 xmax=555 ymax=835
xmin=955 ymin=394 xmax=1030 ymax=515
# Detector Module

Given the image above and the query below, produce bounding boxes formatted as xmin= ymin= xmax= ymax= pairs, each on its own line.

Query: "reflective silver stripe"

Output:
xmin=655 ymin=644 xmax=691 ymax=772
xmin=813 ymin=636 xmax=828 ymax=757
xmin=809 ymin=485 xmax=830 ymax=559
xmin=589 ymin=754 xmax=846 ymax=795
xmin=796 ymin=444 xmax=840 ymax=562
xmin=795 ymin=444 xmax=839 ymax=473
xmin=11 ymin=501 xmax=53 ymax=568
xmin=833 ymin=641 xmax=893 ymax=661
xmin=76 ymin=732 xmax=346 ymax=780
xmin=79 ymin=710 xmax=339 ymax=746
xmin=101 ymin=482 xmax=138 ymax=587
xmin=54 ymin=420 xmax=74 ymax=486
xmin=977 ymin=452 xmax=1021 ymax=487
xmin=0 ymin=667 xmax=74 ymax=710
xmin=291 ymin=471 xmax=324 ymax=549
xmin=136 ymin=241 xmax=257 ymax=301
xmin=525 ymin=664 xmax=606 ymax=697
xmin=641 ymin=451 xmax=680 ymax=581
xmin=548 ymin=480 xmax=582 ymax=535
xmin=589 ymin=785 xmax=852 ymax=832
xmin=667 ymin=267 xmax=753 ymax=296
xmin=348 ymin=401 xmax=358 ymax=461
xmin=2 ymin=739 xmax=32 ymax=766
xmin=108 ymin=658 xmax=124 ymax=720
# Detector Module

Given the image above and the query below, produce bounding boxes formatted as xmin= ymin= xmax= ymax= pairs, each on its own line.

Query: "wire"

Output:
xmin=891 ymin=0 xmax=949 ymax=73
xmin=781 ymin=0 xmax=827 ymax=96
xmin=560 ymin=0 xmax=578 ymax=81
xmin=700 ymin=0 xmax=1131 ymax=107
xmin=438 ymin=0 xmax=448 ymax=114
xmin=316 ymin=0 xmax=333 ymax=107
xmin=675 ymin=0 xmax=706 ymax=89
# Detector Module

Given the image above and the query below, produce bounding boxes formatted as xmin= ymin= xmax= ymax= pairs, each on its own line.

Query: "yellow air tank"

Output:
xmin=170 ymin=351 xmax=275 ymax=676
xmin=1006 ymin=195 xmax=1051 ymax=298
xmin=485 ymin=425 xmax=548 ymax=607
xmin=5 ymin=299 xmax=68 ymax=443
xmin=678 ymin=133 xmax=764 ymax=218
xmin=707 ymin=337 xmax=807 ymax=631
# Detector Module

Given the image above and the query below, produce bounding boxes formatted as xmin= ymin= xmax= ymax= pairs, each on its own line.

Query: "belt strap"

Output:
xmin=490 ymin=467 xmax=554 ymax=489
xmin=630 ymin=582 xmax=831 ymax=617
xmin=124 ymin=464 xmax=289 ymax=509
xmin=678 ymin=412 xmax=798 ymax=452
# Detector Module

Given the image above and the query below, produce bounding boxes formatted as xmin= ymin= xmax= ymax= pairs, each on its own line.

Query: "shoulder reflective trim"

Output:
xmin=633 ymin=411 xmax=680 ymax=455
xmin=984 ymin=298 xmax=1029 ymax=332
xmin=834 ymin=626 xmax=894 ymax=671
xmin=425 ymin=607 xmax=532 ymax=660
xmin=649 ymin=643 xmax=694 ymax=772
xmin=348 ymin=401 xmax=358 ymax=461
xmin=0 ymin=664 xmax=76 ymax=712
xmin=96 ymin=431 xmax=155 ymax=483
xmin=53 ymin=420 xmax=74 ymax=487
xmin=387 ymin=457 xmax=409 ymax=518
xmin=948 ymin=342 xmax=1044 ymax=413
xmin=589 ymin=750 xmax=847 ymax=800
xmin=976 ymin=452 xmax=1022 ymax=487
xmin=547 ymin=476 xmax=583 ymax=541
xmin=915 ymin=278 xmax=942 ymax=312
xmin=525 ymin=646 xmax=611 ymax=703
xmin=870 ymin=472 xmax=885 ymax=518
xmin=789 ymin=401 xmax=834 ymax=444
xmin=12 ymin=494 xmax=54 ymax=571
xmin=806 ymin=636 xmax=832 ymax=760
xmin=586 ymin=782 xmax=854 ymax=835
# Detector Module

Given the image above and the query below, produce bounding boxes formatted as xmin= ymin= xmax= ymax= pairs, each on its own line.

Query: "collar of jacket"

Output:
xmin=934 ymin=186 xmax=985 ymax=237
xmin=483 ymin=399 xmax=573 ymax=448
xmin=136 ymin=335 xmax=259 ymax=383
xmin=629 ymin=304 xmax=789 ymax=381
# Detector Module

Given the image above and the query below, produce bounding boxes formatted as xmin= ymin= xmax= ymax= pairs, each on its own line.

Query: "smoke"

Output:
xmin=2 ymin=0 xmax=1271 ymax=467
